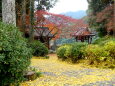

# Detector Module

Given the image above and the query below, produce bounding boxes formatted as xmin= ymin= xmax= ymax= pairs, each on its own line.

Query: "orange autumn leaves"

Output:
xmin=44 ymin=24 xmax=61 ymax=40
xmin=18 ymin=10 xmax=87 ymax=40
xmin=35 ymin=10 xmax=87 ymax=39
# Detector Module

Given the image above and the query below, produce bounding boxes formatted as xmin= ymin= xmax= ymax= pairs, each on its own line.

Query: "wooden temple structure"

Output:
xmin=71 ymin=27 xmax=95 ymax=44
xmin=25 ymin=27 xmax=54 ymax=48
xmin=34 ymin=27 xmax=54 ymax=48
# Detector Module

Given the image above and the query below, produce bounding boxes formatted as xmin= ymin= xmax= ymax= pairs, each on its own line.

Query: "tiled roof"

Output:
xmin=34 ymin=27 xmax=54 ymax=37
xmin=71 ymin=27 xmax=95 ymax=37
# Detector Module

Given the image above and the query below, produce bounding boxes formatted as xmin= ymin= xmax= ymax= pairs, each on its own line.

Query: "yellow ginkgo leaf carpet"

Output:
xmin=21 ymin=54 xmax=115 ymax=86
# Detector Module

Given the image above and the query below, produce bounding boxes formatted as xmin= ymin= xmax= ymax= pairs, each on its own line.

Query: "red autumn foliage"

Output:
xmin=35 ymin=10 xmax=88 ymax=39
xmin=17 ymin=10 xmax=88 ymax=40
xmin=96 ymin=4 xmax=114 ymax=32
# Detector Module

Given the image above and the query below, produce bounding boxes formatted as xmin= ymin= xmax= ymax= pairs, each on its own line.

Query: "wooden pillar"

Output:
xmin=88 ymin=36 xmax=90 ymax=44
xmin=88 ymin=36 xmax=92 ymax=44
xmin=81 ymin=36 xmax=84 ymax=42
xmin=90 ymin=37 xmax=92 ymax=44
xmin=86 ymin=36 xmax=89 ymax=43
xmin=76 ymin=37 xmax=78 ymax=42
xmin=47 ymin=37 xmax=49 ymax=49
xmin=89 ymin=36 xmax=92 ymax=44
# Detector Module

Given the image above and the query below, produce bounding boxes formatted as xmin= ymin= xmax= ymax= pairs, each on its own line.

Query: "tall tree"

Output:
xmin=96 ymin=4 xmax=114 ymax=35
xmin=0 ymin=0 xmax=2 ymax=19
xmin=36 ymin=0 xmax=57 ymax=11
xmin=21 ymin=0 xmax=26 ymax=31
xmin=29 ymin=0 xmax=35 ymax=41
xmin=87 ymin=0 xmax=114 ymax=37
xmin=29 ymin=0 xmax=58 ymax=41
xmin=16 ymin=0 xmax=30 ymax=30
xmin=2 ymin=0 xmax=16 ymax=25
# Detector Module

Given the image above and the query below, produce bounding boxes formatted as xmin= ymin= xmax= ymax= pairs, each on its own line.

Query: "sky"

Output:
xmin=49 ymin=0 xmax=88 ymax=14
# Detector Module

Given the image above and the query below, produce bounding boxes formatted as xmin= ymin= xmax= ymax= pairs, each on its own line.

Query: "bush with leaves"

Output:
xmin=92 ymin=36 xmax=115 ymax=45
xmin=0 ymin=22 xmax=32 ymax=86
xmin=84 ymin=41 xmax=115 ymax=68
xmin=57 ymin=44 xmax=70 ymax=60
xmin=70 ymin=43 xmax=87 ymax=63
xmin=104 ymin=41 xmax=115 ymax=59
xmin=84 ymin=45 xmax=109 ymax=62
xmin=57 ymin=42 xmax=87 ymax=63
xmin=88 ymin=36 xmax=115 ymax=61
xmin=29 ymin=40 xmax=48 ymax=57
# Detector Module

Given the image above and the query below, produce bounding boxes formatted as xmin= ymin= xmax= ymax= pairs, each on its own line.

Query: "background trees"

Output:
xmin=35 ymin=0 xmax=58 ymax=11
xmin=96 ymin=4 xmax=114 ymax=36
xmin=35 ymin=10 xmax=87 ymax=40
xmin=87 ymin=0 xmax=114 ymax=37
xmin=15 ymin=0 xmax=58 ymax=41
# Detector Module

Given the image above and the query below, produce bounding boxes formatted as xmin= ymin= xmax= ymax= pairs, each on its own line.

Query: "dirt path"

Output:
xmin=21 ymin=54 xmax=115 ymax=86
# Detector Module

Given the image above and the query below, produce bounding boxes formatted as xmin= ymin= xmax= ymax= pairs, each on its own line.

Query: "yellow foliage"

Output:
xmin=21 ymin=54 xmax=115 ymax=86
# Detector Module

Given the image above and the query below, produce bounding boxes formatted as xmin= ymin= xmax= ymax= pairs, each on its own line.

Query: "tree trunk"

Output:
xmin=29 ymin=0 xmax=34 ymax=42
xmin=113 ymin=0 xmax=115 ymax=37
xmin=21 ymin=0 xmax=26 ymax=32
xmin=2 ymin=0 xmax=16 ymax=26
xmin=0 ymin=0 xmax=2 ymax=19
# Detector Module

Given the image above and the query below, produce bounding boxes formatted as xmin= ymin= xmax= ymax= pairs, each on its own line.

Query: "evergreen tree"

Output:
xmin=35 ymin=0 xmax=57 ymax=10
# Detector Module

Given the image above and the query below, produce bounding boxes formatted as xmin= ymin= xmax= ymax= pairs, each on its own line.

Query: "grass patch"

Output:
xmin=33 ymin=56 xmax=50 ymax=59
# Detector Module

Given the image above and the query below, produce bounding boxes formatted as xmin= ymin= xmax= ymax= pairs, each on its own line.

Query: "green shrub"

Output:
xmin=57 ymin=45 xmax=68 ymax=60
xmin=0 ymin=22 xmax=32 ymax=86
xmin=57 ymin=42 xmax=87 ymax=63
xmin=104 ymin=41 xmax=115 ymax=59
xmin=70 ymin=43 xmax=87 ymax=63
xmin=84 ymin=45 xmax=109 ymax=61
xmin=84 ymin=41 xmax=115 ymax=68
xmin=29 ymin=40 xmax=48 ymax=57
xmin=93 ymin=36 xmax=115 ymax=45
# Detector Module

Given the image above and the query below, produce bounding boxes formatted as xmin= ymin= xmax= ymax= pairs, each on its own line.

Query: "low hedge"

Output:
xmin=57 ymin=40 xmax=115 ymax=69
xmin=28 ymin=40 xmax=48 ymax=57
xmin=84 ymin=40 xmax=115 ymax=68
xmin=57 ymin=42 xmax=87 ymax=63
